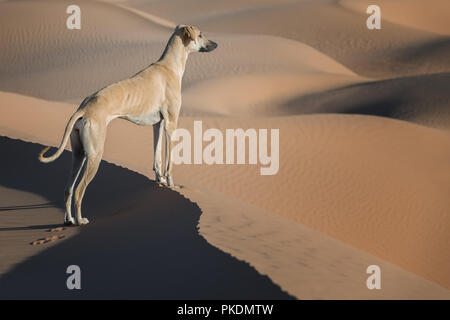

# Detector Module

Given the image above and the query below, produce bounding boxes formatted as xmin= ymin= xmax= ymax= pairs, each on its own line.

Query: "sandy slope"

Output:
xmin=0 ymin=0 xmax=170 ymax=102
xmin=126 ymin=0 xmax=450 ymax=78
xmin=177 ymin=116 xmax=450 ymax=290
xmin=2 ymin=0 xmax=447 ymax=125
xmin=340 ymin=0 xmax=450 ymax=35
xmin=1 ymin=92 xmax=449 ymax=297
xmin=280 ymin=72 xmax=450 ymax=129
xmin=0 ymin=0 xmax=361 ymax=109
xmin=1 ymin=0 xmax=449 ymax=299
xmin=0 ymin=135 xmax=149 ymax=278
xmin=0 ymin=185 xmax=79 ymax=276
xmin=4 ymin=139 xmax=447 ymax=299
xmin=188 ymin=186 xmax=450 ymax=299
xmin=0 ymin=137 xmax=293 ymax=299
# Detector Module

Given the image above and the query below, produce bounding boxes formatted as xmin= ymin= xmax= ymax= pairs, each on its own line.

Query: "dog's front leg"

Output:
xmin=164 ymin=120 xmax=177 ymax=187
xmin=153 ymin=120 xmax=167 ymax=185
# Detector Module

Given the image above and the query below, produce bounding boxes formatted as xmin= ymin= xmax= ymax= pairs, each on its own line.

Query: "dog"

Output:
xmin=38 ymin=25 xmax=217 ymax=226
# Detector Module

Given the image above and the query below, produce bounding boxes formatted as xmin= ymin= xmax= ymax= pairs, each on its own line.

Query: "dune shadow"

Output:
xmin=0 ymin=136 xmax=293 ymax=299
xmin=282 ymin=72 xmax=450 ymax=124
xmin=0 ymin=135 xmax=151 ymax=221
xmin=0 ymin=203 xmax=56 ymax=212
xmin=0 ymin=224 xmax=64 ymax=232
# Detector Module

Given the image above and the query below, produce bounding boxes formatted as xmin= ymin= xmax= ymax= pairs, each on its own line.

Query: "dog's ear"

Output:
xmin=180 ymin=26 xmax=194 ymax=46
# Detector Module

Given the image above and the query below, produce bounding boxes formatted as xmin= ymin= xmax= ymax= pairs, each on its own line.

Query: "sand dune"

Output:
xmin=128 ymin=0 xmax=450 ymax=78
xmin=192 ymin=187 xmax=450 ymax=299
xmin=0 ymin=137 xmax=292 ymax=299
xmin=175 ymin=115 xmax=450 ymax=289
xmin=0 ymin=134 xmax=153 ymax=278
xmin=4 ymin=1 xmax=446 ymax=124
xmin=1 ymin=91 xmax=449 ymax=294
xmin=0 ymin=0 xmax=362 ymax=111
xmin=281 ymin=72 xmax=450 ymax=129
xmin=117 ymin=0 xmax=300 ymax=22
xmin=182 ymin=34 xmax=363 ymax=116
xmin=1 ymin=0 xmax=449 ymax=299
xmin=0 ymin=185 xmax=79 ymax=277
xmin=182 ymin=73 xmax=359 ymax=117
xmin=0 ymin=0 xmax=169 ymax=102
xmin=0 ymin=134 xmax=448 ymax=299
xmin=340 ymin=0 xmax=450 ymax=35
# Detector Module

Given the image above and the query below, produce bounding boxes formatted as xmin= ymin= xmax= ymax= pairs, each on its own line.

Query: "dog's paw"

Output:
xmin=157 ymin=176 xmax=167 ymax=184
xmin=166 ymin=176 xmax=174 ymax=187
xmin=64 ymin=217 xmax=75 ymax=226
xmin=77 ymin=218 xmax=89 ymax=226
xmin=156 ymin=176 xmax=168 ymax=187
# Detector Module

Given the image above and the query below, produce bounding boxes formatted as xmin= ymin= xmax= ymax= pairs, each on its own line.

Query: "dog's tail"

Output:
xmin=39 ymin=109 xmax=85 ymax=163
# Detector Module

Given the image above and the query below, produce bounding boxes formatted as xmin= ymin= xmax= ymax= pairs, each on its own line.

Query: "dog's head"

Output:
xmin=176 ymin=25 xmax=218 ymax=53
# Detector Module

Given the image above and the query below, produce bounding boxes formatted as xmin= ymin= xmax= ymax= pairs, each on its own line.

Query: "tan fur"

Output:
xmin=38 ymin=25 xmax=217 ymax=225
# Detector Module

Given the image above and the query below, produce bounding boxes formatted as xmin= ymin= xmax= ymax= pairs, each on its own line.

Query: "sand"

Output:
xmin=126 ymin=0 xmax=450 ymax=78
xmin=0 ymin=136 xmax=294 ymax=299
xmin=0 ymin=0 xmax=449 ymax=299
xmin=340 ymin=0 xmax=450 ymax=36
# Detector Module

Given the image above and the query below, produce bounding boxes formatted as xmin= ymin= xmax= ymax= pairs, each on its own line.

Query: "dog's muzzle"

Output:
xmin=200 ymin=40 xmax=218 ymax=52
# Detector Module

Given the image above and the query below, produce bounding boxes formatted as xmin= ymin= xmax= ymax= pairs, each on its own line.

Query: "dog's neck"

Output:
xmin=158 ymin=34 xmax=189 ymax=82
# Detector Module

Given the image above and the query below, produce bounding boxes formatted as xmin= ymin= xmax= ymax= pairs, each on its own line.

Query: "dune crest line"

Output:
xmin=97 ymin=0 xmax=177 ymax=29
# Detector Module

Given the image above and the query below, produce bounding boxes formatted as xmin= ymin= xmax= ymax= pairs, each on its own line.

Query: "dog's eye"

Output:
xmin=199 ymin=34 xmax=203 ymax=38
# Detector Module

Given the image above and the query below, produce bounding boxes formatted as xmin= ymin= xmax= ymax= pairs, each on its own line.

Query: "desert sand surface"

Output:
xmin=124 ymin=0 xmax=450 ymax=78
xmin=340 ymin=0 xmax=450 ymax=35
xmin=0 ymin=0 xmax=449 ymax=299
xmin=280 ymin=72 xmax=450 ymax=129
xmin=0 ymin=136 xmax=294 ymax=299
xmin=0 ymin=137 xmax=448 ymax=299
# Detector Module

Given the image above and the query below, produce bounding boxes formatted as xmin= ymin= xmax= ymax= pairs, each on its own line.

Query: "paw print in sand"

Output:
xmin=30 ymin=227 xmax=66 ymax=245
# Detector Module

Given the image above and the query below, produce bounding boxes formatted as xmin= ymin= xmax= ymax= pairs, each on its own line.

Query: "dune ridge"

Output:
xmin=280 ymin=72 xmax=450 ymax=129
xmin=0 ymin=1 xmax=363 ymax=106
xmin=0 ymin=136 xmax=294 ymax=299
xmin=1 ymin=91 xmax=449 ymax=294
xmin=100 ymin=0 xmax=177 ymax=29
xmin=131 ymin=0 xmax=450 ymax=78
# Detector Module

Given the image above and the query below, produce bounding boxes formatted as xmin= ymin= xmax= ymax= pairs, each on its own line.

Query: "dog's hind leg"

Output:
xmin=73 ymin=120 xmax=106 ymax=225
xmin=74 ymin=154 xmax=101 ymax=225
xmin=63 ymin=128 xmax=86 ymax=225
